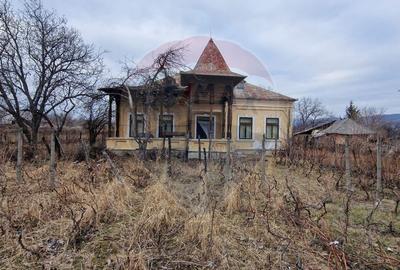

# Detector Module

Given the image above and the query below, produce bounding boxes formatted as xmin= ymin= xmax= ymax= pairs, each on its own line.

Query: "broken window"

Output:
xmin=196 ymin=115 xmax=215 ymax=139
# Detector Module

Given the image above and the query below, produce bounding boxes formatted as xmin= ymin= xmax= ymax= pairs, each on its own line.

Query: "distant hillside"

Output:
xmin=383 ymin=114 xmax=400 ymax=123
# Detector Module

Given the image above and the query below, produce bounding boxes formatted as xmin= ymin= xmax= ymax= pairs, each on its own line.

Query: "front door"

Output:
xmin=196 ymin=115 xmax=215 ymax=139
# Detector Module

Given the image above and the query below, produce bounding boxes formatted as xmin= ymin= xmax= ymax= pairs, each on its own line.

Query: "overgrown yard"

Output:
xmin=0 ymin=155 xmax=399 ymax=269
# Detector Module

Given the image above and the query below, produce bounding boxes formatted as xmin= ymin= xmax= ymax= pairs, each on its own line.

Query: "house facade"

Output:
xmin=101 ymin=39 xmax=296 ymax=156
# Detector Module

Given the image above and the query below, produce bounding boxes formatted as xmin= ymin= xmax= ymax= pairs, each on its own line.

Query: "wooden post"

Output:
xmin=185 ymin=132 xmax=189 ymax=161
xmin=376 ymin=135 xmax=382 ymax=200
xmin=208 ymin=84 xmax=214 ymax=160
xmin=224 ymin=138 xmax=232 ymax=181
xmin=261 ymin=134 xmax=266 ymax=183
xmin=162 ymin=136 xmax=166 ymax=158
xmin=221 ymin=100 xmax=226 ymax=138
xmin=108 ymin=96 xmax=113 ymax=137
xmin=345 ymin=135 xmax=352 ymax=192
xmin=80 ymin=138 xmax=90 ymax=163
xmin=50 ymin=131 xmax=56 ymax=189
xmin=203 ymin=147 xmax=207 ymax=173
xmin=185 ymin=84 xmax=193 ymax=161
xmin=167 ymin=137 xmax=172 ymax=176
xmin=168 ymin=137 xmax=172 ymax=161
xmin=187 ymin=83 xmax=193 ymax=138
xmin=198 ymin=136 xmax=201 ymax=161
xmin=16 ymin=128 xmax=23 ymax=183
xmin=274 ymin=137 xmax=278 ymax=157
xmin=102 ymin=151 xmax=123 ymax=182
xmin=115 ymin=95 xmax=121 ymax=137
xmin=227 ymin=86 xmax=233 ymax=139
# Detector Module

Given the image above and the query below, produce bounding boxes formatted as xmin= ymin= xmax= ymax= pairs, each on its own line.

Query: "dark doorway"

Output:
xmin=196 ymin=115 xmax=215 ymax=139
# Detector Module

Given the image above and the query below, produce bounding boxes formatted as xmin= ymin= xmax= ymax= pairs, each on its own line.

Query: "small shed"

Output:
xmin=319 ymin=118 xmax=375 ymax=136
xmin=319 ymin=118 xmax=380 ymax=197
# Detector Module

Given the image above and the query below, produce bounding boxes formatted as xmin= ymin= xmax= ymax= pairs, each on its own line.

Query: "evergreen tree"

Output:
xmin=346 ymin=101 xmax=360 ymax=120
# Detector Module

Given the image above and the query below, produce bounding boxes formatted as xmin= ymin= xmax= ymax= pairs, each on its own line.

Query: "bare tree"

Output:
xmin=83 ymin=95 xmax=108 ymax=146
xmin=359 ymin=106 xmax=386 ymax=132
xmin=295 ymin=97 xmax=328 ymax=130
xmin=115 ymin=46 xmax=185 ymax=159
xmin=0 ymin=0 xmax=103 ymax=154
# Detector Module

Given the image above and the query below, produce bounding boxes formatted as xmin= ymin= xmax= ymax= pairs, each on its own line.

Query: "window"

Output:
xmin=266 ymin=118 xmax=279 ymax=139
xmin=129 ymin=114 xmax=144 ymax=137
xmin=196 ymin=115 xmax=215 ymax=139
xmin=158 ymin=115 xmax=173 ymax=137
xmin=239 ymin=117 xmax=253 ymax=139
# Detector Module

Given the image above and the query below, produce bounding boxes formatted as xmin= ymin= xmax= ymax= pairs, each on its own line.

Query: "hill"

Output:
xmin=383 ymin=113 xmax=400 ymax=123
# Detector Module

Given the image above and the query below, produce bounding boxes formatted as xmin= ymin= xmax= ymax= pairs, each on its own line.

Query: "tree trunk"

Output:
xmin=16 ymin=128 xmax=23 ymax=183
xmin=49 ymin=131 xmax=56 ymax=189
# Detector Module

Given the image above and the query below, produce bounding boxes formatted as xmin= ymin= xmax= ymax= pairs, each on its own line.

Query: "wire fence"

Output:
xmin=281 ymin=135 xmax=400 ymax=189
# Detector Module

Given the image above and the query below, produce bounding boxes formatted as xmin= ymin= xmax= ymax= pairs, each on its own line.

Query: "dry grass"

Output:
xmin=0 ymin=152 xmax=399 ymax=269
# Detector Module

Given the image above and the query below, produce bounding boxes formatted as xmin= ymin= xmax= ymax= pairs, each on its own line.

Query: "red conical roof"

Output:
xmin=194 ymin=38 xmax=231 ymax=74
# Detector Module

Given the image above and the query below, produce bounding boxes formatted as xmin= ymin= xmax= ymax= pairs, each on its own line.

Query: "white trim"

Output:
xmin=194 ymin=114 xmax=216 ymax=139
xmin=127 ymin=112 xmax=145 ymax=137
xmin=237 ymin=115 xmax=255 ymax=140
xmin=156 ymin=112 xmax=175 ymax=138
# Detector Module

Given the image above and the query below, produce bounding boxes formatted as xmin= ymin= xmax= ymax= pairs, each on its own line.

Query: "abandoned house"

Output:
xmin=100 ymin=38 xmax=296 ymax=156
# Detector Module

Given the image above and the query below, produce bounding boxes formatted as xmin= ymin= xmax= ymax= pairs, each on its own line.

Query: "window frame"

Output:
xmin=195 ymin=114 xmax=216 ymax=139
xmin=157 ymin=113 xmax=174 ymax=138
xmin=238 ymin=116 xmax=254 ymax=140
xmin=128 ymin=113 xmax=145 ymax=137
xmin=265 ymin=117 xmax=279 ymax=140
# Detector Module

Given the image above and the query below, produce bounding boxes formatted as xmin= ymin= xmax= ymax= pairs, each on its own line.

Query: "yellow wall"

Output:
xmin=232 ymin=99 xmax=293 ymax=150
xmin=113 ymin=97 xmax=294 ymax=151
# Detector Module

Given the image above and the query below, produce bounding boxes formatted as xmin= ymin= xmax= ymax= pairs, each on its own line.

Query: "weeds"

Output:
xmin=0 ymin=149 xmax=399 ymax=269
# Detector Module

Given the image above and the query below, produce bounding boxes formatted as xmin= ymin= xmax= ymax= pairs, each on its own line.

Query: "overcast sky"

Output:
xmin=39 ymin=0 xmax=400 ymax=115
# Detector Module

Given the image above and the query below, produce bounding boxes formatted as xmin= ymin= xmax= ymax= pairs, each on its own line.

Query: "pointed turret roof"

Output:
xmin=181 ymin=38 xmax=245 ymax=79
xmin=194 ymin=38 xmax=231 ymax=74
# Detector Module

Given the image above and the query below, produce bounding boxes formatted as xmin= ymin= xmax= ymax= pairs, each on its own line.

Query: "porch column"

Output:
xmin=226 ymin=85 xmax=233 ymax=139
xmin=185 ymin=83 xmax=192 ymax=161
xmin=208 ymin=84 xmax=214 ymax=159
xmin=221 ymin=100 xmax=226 ymax=138
xmin=115 ymin=95 xmax=121 ymax=137
xmin=186 ymin=83 xmax=193 ymax=138
xmin=108 ymin=95 xmax=113 ymax=137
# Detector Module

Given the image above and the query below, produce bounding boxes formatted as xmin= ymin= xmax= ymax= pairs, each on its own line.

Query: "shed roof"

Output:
xmin=320 ymin=118 xmax=376 ymax=136
xmin=293 ymin=120 xmax=336 ymax=136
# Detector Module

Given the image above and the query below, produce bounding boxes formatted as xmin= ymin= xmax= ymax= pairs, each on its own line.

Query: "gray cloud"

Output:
xmin=40 ymin=0 xmax=400 ymax=114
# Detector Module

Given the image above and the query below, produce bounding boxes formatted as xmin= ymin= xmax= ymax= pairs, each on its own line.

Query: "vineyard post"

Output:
xmin=16 ymin=128 xmax=23 ymax=183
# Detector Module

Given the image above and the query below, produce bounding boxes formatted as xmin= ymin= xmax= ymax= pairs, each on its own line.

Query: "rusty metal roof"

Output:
xmin=183 ymin=38 xmax=245 ymax=78
xmin=234 ymin=82 xmax=296 ymax=102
